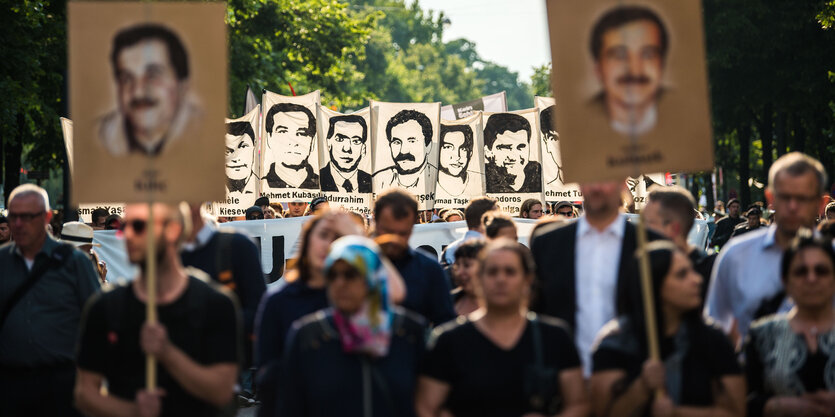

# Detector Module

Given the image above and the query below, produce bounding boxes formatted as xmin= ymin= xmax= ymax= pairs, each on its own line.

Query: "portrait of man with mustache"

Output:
xmin=98 ymin=24 xmax=203 ymax=156
xmin=590 ymin=5 xmax=668 ymax=136
xmin=374 ymin=109 xmax=434 ymax=191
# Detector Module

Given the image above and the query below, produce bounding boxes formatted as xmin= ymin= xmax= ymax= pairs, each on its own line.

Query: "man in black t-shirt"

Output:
xmin=75 ymin=203 xmax=241 ymax=417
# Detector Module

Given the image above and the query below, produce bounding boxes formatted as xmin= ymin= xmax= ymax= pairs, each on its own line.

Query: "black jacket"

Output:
xmin=319 ymin=163 xmax=372 ymax=193
xmin=530 ymin=219 xmax=664 ymax=331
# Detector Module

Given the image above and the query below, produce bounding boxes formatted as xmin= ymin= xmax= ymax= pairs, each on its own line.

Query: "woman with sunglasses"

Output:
xmin=277 ymin=236 xmax=427 ymax=417
xmin=590 ymin=241 xmax=745 ymax=417
xmin=417 ymin=239 xmax=588 ymax=417
xmin=254 ymin=211 xmax=362 ymax=417
xmin=745 ymin=231 xmax=835 ymax=417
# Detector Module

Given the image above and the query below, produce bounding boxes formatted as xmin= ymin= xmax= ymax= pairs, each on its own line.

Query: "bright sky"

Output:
xmin=416 ymin=0 xmax=552 ymax=81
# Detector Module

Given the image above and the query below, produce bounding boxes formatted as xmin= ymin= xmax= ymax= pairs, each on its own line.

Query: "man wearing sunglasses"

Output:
xmin=75 ymin=203 xmax=240 ymax=417
xmin=0 ymin=184 xmax=100 ymax=416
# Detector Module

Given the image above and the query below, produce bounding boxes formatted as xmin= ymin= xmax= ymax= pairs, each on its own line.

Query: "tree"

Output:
xmin=531 ymin=63 xmax=552 ymax=97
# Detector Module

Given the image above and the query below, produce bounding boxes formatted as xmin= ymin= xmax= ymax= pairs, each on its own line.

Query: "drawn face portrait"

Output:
xmin=225 ymin=132 xmax=254 ymax=181
xmin=595 ymin=19 xmax=664 ymax=111
xmin=439 ymin=131 xmax=470 ymax=177
xmin=487 ymin=129 xmax=529 ymax=180
xmin=328 ymin=120 xmax=365 ymax=172
xmin=116 ymin=39 xmax=186 ymax=146
xmin=269 ymin=111 xmax=314 ymax=168
xmin=390 ymin=120 xmax=429 ymax=175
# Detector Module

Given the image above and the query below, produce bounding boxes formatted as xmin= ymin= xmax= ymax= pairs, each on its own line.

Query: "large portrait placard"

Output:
xmin=545 ymin=0 xmax=713 ymax=183
xmin=483 ymin=108 xmax=545 ymax=214
xmin=370 ymin=101 xmax=441 ymax=210
xmin=316 ymin=106 xmax=373 ymax=214
xmin=535 ymin=96 xmax=582 ymax=202
xmin=435 ymin=112 xmax=486 ymax=209
xmin=260 ymin=90 xmax=322 ymax=202
xmin=69 ymin=2 xmax=227 ymax=204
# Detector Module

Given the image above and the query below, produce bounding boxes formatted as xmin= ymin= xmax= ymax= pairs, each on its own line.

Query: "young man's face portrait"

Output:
xmin=328 ymin=121 xmax=365 ymax=172
xmin=389 ymin=120 xmax=429 ymax=174
xmin=595 ymin=19 xmax=664 ymax=110
xmin=269 ymin=111 xmax=314 ymax=167
xmin=225 ymin=132 xmax=255 ymax=181
xmin=543 ymin=128 xmax=560 ymax=166
xmin=487 ymin=129 xmax=529 ymax=179
xmin=439 ymin=131 xmax=469 ymax=177
xmin=116 ymin=39 xmax=185 ymax=143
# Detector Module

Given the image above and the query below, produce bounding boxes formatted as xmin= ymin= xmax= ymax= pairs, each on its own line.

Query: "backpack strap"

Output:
xmin=0 ymin=243 xmax=76 ymax=331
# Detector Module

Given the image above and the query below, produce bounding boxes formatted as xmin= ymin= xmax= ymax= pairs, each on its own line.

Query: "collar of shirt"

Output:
xmin=182 ymin=221 xmax=217 ymax=252
xmin=577 ymin=213 xmax=626 ymax=239
xmin=329 ymin=163 xmax=358 ymax=191
xmin=13 ymin=234 xmax=59 ymax=261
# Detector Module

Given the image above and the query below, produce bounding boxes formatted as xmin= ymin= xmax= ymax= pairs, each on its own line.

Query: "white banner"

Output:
xmin=261 ymin=90 xmax=322 ymax=202
xmin=441 ymin=91 xmax=508 ymax=121
xmin=371 ymin=101 xmax=441 ymax=210
xmin=484 ymin=108 xmax=545 ymax=214
xmin=316 ymin=106 xmax=373 ymax=214
xmin=626 ymin=173 xmax=666 ymax=211
xmin=215 ymin=105 xmax=261 ymax=218
xmin=92 ymin=215 xmax=710 ymax=285
xmin=435 ymin=112 xmax=486 ymax=209
xmin=535 ymin=96 xmax=582 ymax=203
xmin=77 ymin=203 xmax=126 ymax=224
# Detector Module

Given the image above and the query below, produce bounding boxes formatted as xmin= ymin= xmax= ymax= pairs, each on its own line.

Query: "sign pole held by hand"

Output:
xmin=636 ymin=213 xmax=662 ymax=397
xmin=145 ymin=198 xmax=157 ymax=391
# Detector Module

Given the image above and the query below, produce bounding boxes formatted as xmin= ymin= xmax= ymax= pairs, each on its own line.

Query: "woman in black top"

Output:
xmin=590 ymin=241 xmax=745 ymax=417
xmin=277 ymin=236 xmax=426 ymax=417
xmin=745 ymin=231 xmax=835 ymax=417
xmin=417 ymin=239 xmax=588 ymax=417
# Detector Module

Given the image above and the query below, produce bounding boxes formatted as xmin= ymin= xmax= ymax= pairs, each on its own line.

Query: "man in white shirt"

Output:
xmin=705 ymin=152 xmax=829 ymax=344
xmin=531 ymin=181 xmax=663 ymax=375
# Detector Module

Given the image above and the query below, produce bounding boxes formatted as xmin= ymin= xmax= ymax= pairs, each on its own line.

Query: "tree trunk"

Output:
xmin=704 ymin=171 xmax=715 ymax=211
xmin=775 ymin=111 xmax=787 ymax=157
xmin=739 ymin=123 xmax=751 ymax=207
xmin=3 ymin=114 xmax=24 ymax=207
xmin=793 ymin=117 xmax=806 ymax=153
xmin=760 ymin=103 xmax=773 ymax=183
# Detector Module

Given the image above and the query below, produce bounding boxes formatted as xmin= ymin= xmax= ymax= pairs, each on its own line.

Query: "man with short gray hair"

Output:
xmin=0 ymin=184 xmax=100 ymax=416
xmin=705 ymin=152 xmax=829 ymax=344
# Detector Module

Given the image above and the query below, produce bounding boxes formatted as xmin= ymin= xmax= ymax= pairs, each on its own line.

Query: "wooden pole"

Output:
xmin=636 ymin=212 xmax=661 ymax=396
xmin=145 ymin=199 xmax=157 ymax=390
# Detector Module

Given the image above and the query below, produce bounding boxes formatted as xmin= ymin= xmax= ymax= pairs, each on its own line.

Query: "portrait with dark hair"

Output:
xmin=435 ymin=112 xmax=485 ymax=205
xmin=97 ymin=23 xmax=203 ymax=157
xmin=483 ymin=111 xmax=542 ymax=193
xmin=373 ymin=107 xmax=437 ymax=192
xmin=538 ymin=104 xmax=564 ymax=185
xmin=588 ymin=5 xmax=669 ymax=136
xmin=224 ymin=106 xmax=260 ymax=199
xmin=319 ymin=113 xmax=371 ymax=193
xmin=545 ymin=0 xmax=713 ymax=184
xmin=261 ymin=91 xmax=320 ymax=191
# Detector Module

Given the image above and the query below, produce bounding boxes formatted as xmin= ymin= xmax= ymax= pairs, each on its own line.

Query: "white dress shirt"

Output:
xmin=329 ymin=163 xmax=359 ymax=193
xmin=705 ymin=225 xmax=792 ymax=341
xmin=575 ymin=214 xmax=626 ymax=376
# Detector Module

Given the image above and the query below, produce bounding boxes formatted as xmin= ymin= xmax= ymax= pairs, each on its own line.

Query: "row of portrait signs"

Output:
xmin=67 ymin=0 xmax=712 ymax=217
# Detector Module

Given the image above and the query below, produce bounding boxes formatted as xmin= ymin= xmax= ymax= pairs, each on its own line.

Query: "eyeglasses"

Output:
xmin=119 ymin=219 xmax=147 ymax=234
xmin=7 ymin=211 xmax=45 ymax=222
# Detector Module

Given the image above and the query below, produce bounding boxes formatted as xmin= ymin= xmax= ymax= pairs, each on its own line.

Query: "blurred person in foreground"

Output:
xmin=75 ymin=203 xmax=240 ymax=417
xmin=745 ymin=231 xmax=835 ymax=417
xmin=277 ymin=236 xmax=426 ymax=417
xmin=417 ymin=240 xmax=588 ymax=417
xmin=590 ymin=241 xmax=745 ymax=417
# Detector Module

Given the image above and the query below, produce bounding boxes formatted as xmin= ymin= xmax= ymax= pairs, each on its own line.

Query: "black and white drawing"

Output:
xmin=261 ymin=90 xmax=320 ymax=193
xmin=97 ymin=23 xmax=203 ymax=157
xmin=224 ymin=105 xmax=260 ymax=201
xmin=319 ymin=113 xmax=371 ymax=193
xmin=440 ymin=91 xmax=507 ymax=121
xmin=484 ymin=111 xmax=542 ymax=193
xmin=535 ymin=96 xmax=581 ymax=202
xmin=435 ymin=112 xmax=485 ymax=207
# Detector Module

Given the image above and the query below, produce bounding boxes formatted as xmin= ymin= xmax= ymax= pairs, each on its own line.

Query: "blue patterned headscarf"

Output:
xmin=324 ymin=236 xmax=393 ymax=357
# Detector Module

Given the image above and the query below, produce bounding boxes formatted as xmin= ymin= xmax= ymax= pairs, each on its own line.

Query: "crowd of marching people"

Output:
xmin=2 ymin=151 xmax=835 ymax=417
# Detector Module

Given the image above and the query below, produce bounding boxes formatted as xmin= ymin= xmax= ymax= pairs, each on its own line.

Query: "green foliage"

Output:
xmin=531 ymin=63 xmax=552 ymax=98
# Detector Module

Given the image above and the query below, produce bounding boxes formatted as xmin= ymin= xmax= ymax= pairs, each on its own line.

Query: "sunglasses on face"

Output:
xmin=119 ymin=219 xmax=147 ymax=234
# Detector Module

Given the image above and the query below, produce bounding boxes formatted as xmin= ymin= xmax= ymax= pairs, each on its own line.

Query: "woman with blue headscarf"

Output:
xmin=276 ymin=236 xmax=427 ymax=417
